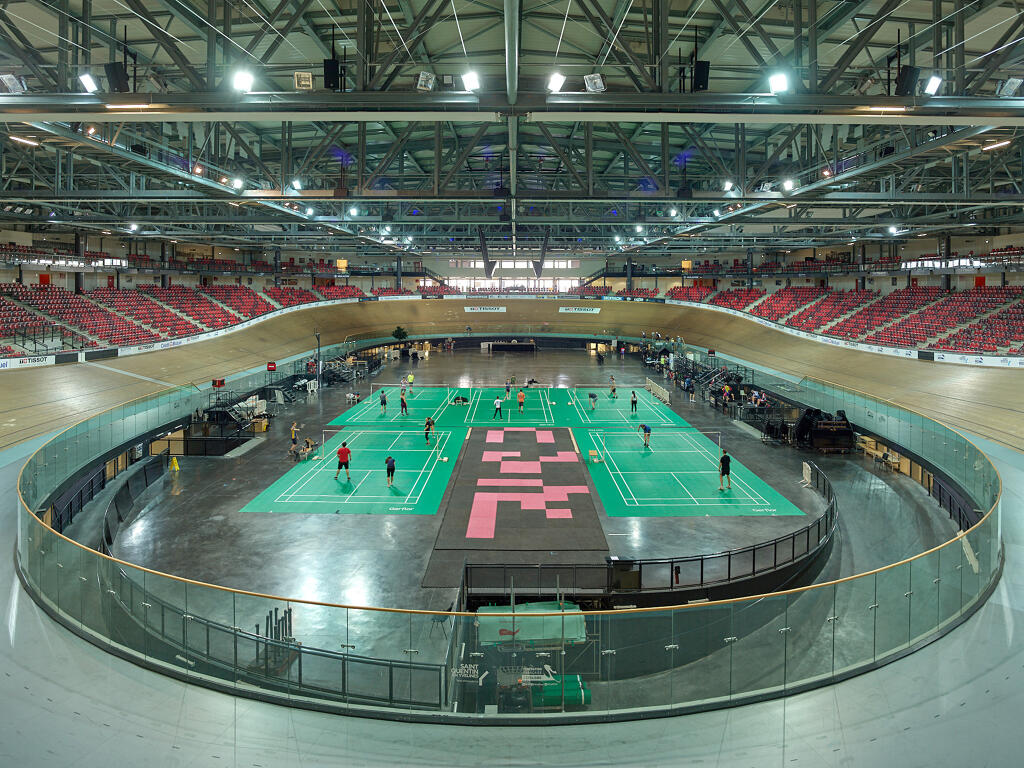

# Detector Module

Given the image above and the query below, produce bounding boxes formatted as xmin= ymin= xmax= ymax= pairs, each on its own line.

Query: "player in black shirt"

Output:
xmin=719 ymin=449 xmax=732 ymax=491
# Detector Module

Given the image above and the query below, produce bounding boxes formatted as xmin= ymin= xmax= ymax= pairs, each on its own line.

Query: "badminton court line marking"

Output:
xmin=403 ymin=430 xmax=450 ymax=503
xmin=275 ymin=430 xmax=451 ymax=505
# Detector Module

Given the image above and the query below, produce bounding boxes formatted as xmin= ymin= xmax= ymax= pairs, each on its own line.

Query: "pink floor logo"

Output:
xmin=466 ymin=428 xmax=591 ymax=539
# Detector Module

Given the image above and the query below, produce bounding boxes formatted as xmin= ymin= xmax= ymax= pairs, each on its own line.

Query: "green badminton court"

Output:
xmin=575 ymin=428 xmax=803 ymax=518
xmin=239 ymin=427 xmax=465 ymax=515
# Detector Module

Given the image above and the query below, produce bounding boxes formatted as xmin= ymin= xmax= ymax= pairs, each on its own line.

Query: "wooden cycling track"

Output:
xmin=2 ymin=299 xmax=1020 ymax=454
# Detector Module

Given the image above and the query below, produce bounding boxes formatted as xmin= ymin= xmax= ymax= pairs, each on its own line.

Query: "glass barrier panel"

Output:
xmin=672 ymin=602 xmax=733 ymax=708
xmin=832 ymin=573 xmax=878 ymax=676
xmin=873 ymin=560 xmax=912 ymax=660
xmin=730 ymin=594 xmax=787 ymax=699
xmin=908 ymin=550 xmax=941 ymax=645
xmin=784 ymin=584 xmax=836 ymax=688
xmin=55 ymin=532 xmax=84 ymax=628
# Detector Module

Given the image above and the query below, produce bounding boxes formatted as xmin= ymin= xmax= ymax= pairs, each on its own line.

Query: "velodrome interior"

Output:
xmin=3 ymin=0 xmax=1024 ymax=764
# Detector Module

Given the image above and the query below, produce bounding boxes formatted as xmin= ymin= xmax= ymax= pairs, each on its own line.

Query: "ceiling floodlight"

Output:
xmin=583 ymin=73 xmax=606 ymax=92
xmin=349 ymin=207 xmax=358 ymax=216
xmin=713 ymin=209 xmax=721 ymax=217
xmin=416 ymin=71 xmax=436 ymax=92
xmin=924 ymin=75 xmax=942 ymax=96
xmin=999 ymin=77 xmax=1024 ymax=97
xmin=768 ymin=72 xmax=789 ymax=95
xmin=79 ymin=73 xmax=99 ymax=93
xmin=305 ymin=207 xmax=314 ymax=215
xmin=888 ymin=226 xmax=899 ymax=234
xmin=723 ymin=180 xmax=733 ymax=191
xmin=462 ymin=71 xmax=480 ymax=92
xmin=635 ymin=224 xmax=643 ymax=233
xmin=782 ymin=178 xmax=795 ymax=191
xmin=193 ymin=165 xmax=203 ymax=174
xmin=548 ymin=72 xmax=566 ymax=93
xmin=232 ymin=178 xmax=243 ymax=189
xmin=292 ymin=179 xmax=302 ymax=190
xmin=128 ymin=223 xmax=138 ymax=231
xmin=669 ymin=208 xmax=678 ymax=217
xmin=614 ymin=235 xmax=621 ymax=242
xmin=232 ymin=70 xmax=254 ymax=93
xmin=220 ymin=176 xmax=229 ymax=184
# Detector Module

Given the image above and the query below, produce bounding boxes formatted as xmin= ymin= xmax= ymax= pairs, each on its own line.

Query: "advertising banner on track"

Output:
xmin=464 ymin=306 xmax=506 ymax=312
xmin=558 ymin=306 xmax=601 ymax=314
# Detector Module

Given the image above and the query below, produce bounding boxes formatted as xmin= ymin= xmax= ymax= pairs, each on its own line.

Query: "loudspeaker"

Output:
xmin=894 ymin=65 xmax=920 ymax=96
xmin=104 ymin=62 xmax=130 ymax=93
xmin=693 ymin=61 xmax=710 ymax=92
xmin=323 ymin=58 xmax=340 ymax=90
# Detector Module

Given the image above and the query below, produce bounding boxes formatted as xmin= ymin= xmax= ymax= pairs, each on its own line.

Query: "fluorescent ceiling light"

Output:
xmin=228 ymin=202 xmax=240 ymax=207
xmin=462 ymin=71 xmax=480 ymax=92
xmin=999 ymin=77 xmax=1024 ymax=97
xmin=9 ymin=135 xmax=39 ymax=146
xmin=982 ymin=140 xmax=1011 ymax=151
xmin=768 ymin=72 xmax=788 ymax=95
xmin=291 ymin=179 xmax=302 ymax=190
xmin=232 ymin=70 xmax=254 ymax=93
xmin=79 ymin=73 xmax=99 ymax=93
xmin=723 ymin=180 xmax=733 ymax=191
xmin=548 ymin=72 xmax=566 ymax=93
xmin=924 ymin=75 xmax=942 ymax=96
xmin=782 ymin=178 xmax=795 ymax=191
xmin=868 ymin=106 xmax=907 ymax=112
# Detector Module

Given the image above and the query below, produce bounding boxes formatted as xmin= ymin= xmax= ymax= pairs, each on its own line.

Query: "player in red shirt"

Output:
xmin=334 ymin=441 xmax=352 ymax=481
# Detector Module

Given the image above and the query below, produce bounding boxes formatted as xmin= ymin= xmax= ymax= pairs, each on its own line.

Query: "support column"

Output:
xmin=806 ymin=0 xmax=817 ymax=91
xmin=273 ymin=247 xmax=281 ymax=287
xmin=207 ymin=0 xmax=217 ymax=87
xmin=160 ymin=241 xmax=169 ymax=287
xmin=396 ymin=252 xmax=403 ymax=290
xmin=74 ymin=232 xmax=85 ymax=293
xmin=626 ymin=257 xmax=633 ymax=291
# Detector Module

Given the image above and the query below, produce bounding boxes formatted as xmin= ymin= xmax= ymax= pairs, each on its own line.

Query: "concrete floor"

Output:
xmin=96 ymin=348 xmax=956 ymax=665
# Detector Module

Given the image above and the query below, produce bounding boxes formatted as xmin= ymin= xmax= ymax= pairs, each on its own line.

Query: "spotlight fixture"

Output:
xmin=614 ymin=235 xmax=621 ymax=242
xmin=583 ymin=73 xmax=606 ymax=92
xmin=822 ymin=168 xmax=832 ymax=177
xmin=723 ymin=180 xmax=734 ymax=191
xmin=635 ymin=225 xmax=643 ymax=233
xmin=0 ymin=73 xmax=27 ymax=93
xmin=79 ymin=73 xmax=99 ymax=93
xmin=924 ymin=75 xmax=942 ymax=96
xmin=669 ymin=208 xmax=678 ymax=217
xmin=416 ymin=71 xmax=437 ymax=92
xmin=768 ymin=72 xmax=789 ymax=95
xmin=782 ymin=178 xmax=795 ymax=192
xmin=462 ymin=71 xmax=480 ymax=92
xmin=888 ymin=226 xmax=899 ymax=234
xmin=232 ymin=178 xmax=243 ymax=189
xmin=220 ymin=176 xmax=229 ymax=184
xmin=292 ymin=179 xmax=302 ymax=190
xmin=547 ymin=72 xmax=566 ymax=93
xmin=193 ymin=165 xmax=203 ymax=174
xmin=232 ymin=70 xmax=254 ymax=93
xmin=998 ymin=77 xmax=1024 ymax=97
xmin=349 ymin=207 xmax=358 ymax=216
xmin=128 ymin=223 xmax=138 ymax=231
